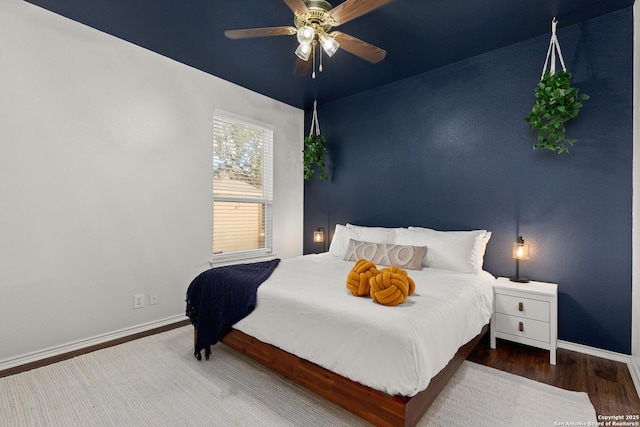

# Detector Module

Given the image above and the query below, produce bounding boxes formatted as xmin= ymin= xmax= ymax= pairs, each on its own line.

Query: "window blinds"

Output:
xmin=212 ymin=111 xmax=273 ymax=259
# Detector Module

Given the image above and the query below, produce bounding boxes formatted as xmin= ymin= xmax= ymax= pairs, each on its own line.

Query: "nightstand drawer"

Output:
xmin=495 ymin=313 xmax=550 ymax=343
xmin=495 ymin=293 xmax=549 ymax=322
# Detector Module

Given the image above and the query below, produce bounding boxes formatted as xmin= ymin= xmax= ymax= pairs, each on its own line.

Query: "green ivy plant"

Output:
xmin=524 ymin=71 xmax=589 ymax=154
xmin=303 ymin=134 xmax=328 ymax=181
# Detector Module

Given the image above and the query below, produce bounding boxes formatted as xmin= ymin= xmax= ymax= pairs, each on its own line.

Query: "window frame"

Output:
xmin=211 ymin=109 xmax=274 ymax=266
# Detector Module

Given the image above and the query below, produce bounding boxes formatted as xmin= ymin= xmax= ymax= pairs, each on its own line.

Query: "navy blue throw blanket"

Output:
xmin=185 ymin=258 xmax=280 ymax=360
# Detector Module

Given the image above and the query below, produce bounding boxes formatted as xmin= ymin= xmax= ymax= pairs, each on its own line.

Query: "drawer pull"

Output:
xmin=519 ymin=322 xmax=524 ymax=332
xmin=518 ymin=302 xmax=524 ymax=312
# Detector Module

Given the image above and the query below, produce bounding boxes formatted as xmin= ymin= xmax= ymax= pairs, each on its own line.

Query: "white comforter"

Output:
xmin=234 ymin=253 xmax=494 ymax=397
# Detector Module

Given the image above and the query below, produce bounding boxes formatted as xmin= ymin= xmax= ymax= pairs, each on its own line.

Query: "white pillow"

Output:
xmin=477 ymin=231 xmax=492 ymax=269
xmin=396 ymin=227 xmax=489 ymax=274
xmin=329 ymin=224 xmax=397 ymax=258
xmin=346 ymin=223 xmax=401 ymax=242
xmin=329 ymin=224 xmax=351 ymax=257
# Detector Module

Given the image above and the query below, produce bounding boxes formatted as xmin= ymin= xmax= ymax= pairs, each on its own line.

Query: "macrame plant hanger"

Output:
xmin=309 ymin=99 xmax=321 ymax=138
xmin=303 ymin=99 xmax=328 ymax=181
xmin=541 ymin=18 xmax=567 ymax=79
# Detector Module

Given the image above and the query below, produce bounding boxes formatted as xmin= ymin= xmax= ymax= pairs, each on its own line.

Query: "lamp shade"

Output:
xmin=313 ymin=227 xmax=325 ymax=243
xmin=295 ymin=42 xmax=312 ymax=61
xmin=512 ymin=236 xmax=530 ymax=260
xmin=297 ymin=26 xmax=315 ymax=44
xmin=319 ymin=33 xmax=339 ymax=57
xmin=509 ymin=235 xmax=531 ymax=283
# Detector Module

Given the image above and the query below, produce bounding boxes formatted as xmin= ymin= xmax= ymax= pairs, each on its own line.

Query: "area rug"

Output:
xmin=0 ymin=326 xmax=597 ymax=426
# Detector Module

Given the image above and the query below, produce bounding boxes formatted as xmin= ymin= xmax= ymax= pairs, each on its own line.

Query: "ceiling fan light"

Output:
xmin=319 ymin=34 xmax=339 ymax=57
xmin=295 ymin=42 xmax=312 ymax=61
xmin=296 ymin=26 xmax=315 ymax=44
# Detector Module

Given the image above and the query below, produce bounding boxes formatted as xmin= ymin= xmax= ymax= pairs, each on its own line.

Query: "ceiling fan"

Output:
xmin=225 ymin=0 xmax=392 ymax=78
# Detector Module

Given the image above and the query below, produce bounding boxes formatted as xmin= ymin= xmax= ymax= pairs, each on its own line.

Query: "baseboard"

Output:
xmin=558 ymin=340 xmax=630 ymax=363
xmin=629 ymin=356 xmax=640 ymax=399
xmin=0 ymin=315 xmax=189 ymax=375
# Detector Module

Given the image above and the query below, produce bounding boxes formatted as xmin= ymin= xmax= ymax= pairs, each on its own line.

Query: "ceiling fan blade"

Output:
xmin=294 ymin=57 xmax=312 ymax=76
xmin=332 ymin=32 xmax=386 ymax=63
xmin=225 ymin=26 xmax=297 ymax=39
xmin=283 ymin=0 xmax=309 ymax=15
xmin=329 ymin=0 xmax=393 ymax=25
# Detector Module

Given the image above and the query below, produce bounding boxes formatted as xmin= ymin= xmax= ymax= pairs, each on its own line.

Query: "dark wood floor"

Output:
xmin=468 ymin=334 xmax=640 ymax=417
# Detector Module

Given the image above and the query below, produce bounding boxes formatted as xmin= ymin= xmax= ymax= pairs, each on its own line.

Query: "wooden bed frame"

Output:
xmin=218 ymin=323 xmax=489 ymax=427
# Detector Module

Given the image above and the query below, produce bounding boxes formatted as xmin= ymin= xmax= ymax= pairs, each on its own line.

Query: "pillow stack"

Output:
xmin=329 ymin=223 xmax=491 ymax=275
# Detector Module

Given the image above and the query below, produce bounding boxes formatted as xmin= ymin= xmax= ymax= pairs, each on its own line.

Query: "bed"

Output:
xmin=189 ymin=224 xmax=494 ymax=427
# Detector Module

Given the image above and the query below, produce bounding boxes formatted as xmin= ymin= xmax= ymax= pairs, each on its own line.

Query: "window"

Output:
xmin=212 ymin=110 xmax=273 ymax=262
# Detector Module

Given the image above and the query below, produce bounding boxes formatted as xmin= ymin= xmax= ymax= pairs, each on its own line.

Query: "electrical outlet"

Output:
xmin=149 ymin=293 xmax=158 ymax=305
xmin=133 ymin=294 xmax=144 ymax=309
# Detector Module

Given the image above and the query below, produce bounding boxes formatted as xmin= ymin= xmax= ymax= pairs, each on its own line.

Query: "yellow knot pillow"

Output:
xmin=369 ymin=265 xmax=416 ymax=306
xmin=346 ymin=259 xmax=379 ymax=297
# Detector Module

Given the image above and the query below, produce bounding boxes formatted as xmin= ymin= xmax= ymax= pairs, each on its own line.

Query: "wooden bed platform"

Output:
xmin=219 ymin=323 xmax=489 ymax=427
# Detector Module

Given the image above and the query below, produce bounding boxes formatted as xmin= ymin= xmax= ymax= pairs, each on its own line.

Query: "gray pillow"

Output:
xmin=343 ymin=239 xmax=427 ymax=270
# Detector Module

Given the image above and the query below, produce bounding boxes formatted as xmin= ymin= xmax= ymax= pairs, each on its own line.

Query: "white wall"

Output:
xmin=0 ymin=0 xmax=303 ymax=367
xmin=632 ymin=0 xmax=640 ymax=392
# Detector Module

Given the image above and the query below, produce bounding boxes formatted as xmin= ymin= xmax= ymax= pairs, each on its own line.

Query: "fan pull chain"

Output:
xmin=312 ymin=41 xmax=317 ymax=79
xmin=319 ymin=45 xmax=324 ymax=73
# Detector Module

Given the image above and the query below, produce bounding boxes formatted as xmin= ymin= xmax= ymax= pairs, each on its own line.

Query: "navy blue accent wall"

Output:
xmin=303 ymin=8 xmax=633 ymax=354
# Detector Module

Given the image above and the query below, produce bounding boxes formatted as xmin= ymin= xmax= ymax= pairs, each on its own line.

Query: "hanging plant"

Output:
xmin=524 ymin=19 xmax=589 ymax=154
xmin=525 ymin=71 xmax=589 ymax=154
xmin=303 ymin=100 xmax=328 ymax=181
xmin=303 ymin=134 xmax=327 ymax=180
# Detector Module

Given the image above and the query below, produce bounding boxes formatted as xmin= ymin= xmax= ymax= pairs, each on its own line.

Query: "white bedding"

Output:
xmin=233 ymin=253 xmax=494 ymax=397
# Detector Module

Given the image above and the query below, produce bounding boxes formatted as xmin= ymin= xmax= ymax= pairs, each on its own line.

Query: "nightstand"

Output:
xmin=490 ymin=277 xmax=558 ymax=364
